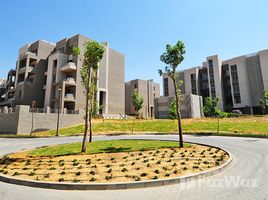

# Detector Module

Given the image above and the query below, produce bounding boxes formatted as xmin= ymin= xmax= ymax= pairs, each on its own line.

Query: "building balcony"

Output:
xmin=65 ymin=77 xmax=76 ymax=84
xmin=20 ymin=51 xmax=37 ymax=58
xmin=60 ymin=62 xmax=77 ymax=73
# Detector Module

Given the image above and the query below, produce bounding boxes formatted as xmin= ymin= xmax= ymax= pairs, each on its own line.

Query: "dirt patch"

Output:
xmin=0 ymin=145 xmax=229 ymax=183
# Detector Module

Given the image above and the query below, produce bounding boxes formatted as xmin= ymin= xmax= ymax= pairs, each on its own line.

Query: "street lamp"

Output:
xmin=55 ymin=87 xmax=62 ymax=137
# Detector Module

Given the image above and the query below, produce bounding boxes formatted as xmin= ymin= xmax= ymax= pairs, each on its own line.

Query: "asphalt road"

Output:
xmin=0 ymin=135 xmax=267 ymax=200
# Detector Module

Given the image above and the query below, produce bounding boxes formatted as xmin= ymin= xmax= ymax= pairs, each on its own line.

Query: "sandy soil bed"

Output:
xmin=0 ymin=145 xmax=229 ymax=183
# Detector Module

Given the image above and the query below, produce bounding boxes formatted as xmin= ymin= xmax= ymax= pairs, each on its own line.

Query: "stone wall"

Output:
xmin=0 ymin=105 xmax=84 ymax=135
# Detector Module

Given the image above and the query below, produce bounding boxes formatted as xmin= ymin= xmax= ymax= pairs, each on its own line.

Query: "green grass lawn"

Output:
xmin=29 ymin=140 xmax=190 ymax=156
xmin=31 ymin=117 xmax=268 ymax=138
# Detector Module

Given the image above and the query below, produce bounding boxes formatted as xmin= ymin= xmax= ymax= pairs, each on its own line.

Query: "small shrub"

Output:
xmin=29 ymin=171 xmax=35 ymax=176
xmin=3 ymin=171 xmax=7 ymax=174
xmin=105 ymin=164 xmax=111 ymax=168
xmin=151 ymin=158 xmax=155 ymax=161
xmin=133 ymin=175 xmax=141 ymax=181
xmin=90 ymin=177 xmax=96 ymax=182
xmin=185 ymin=158 xmax=189 ymax=161
xmin=146 ymin=163 xmax=150 ymax=167
xmin=73 ymin=178 xmax=79 ymax=183
xmin=49 ymin=159 xmax=53 ymax=163
xmin=105 ymin=175 xmax=112 ymax=180
xmin=119 ymin=163 xmax=125 ymax=167
xmin=215 ymin=160 xmax=220 ymax=166
xmin=154 ymin=169 xmax=159 ymax=174
xmin=162 ymin=166 xmax=168 ymax=171
xmin=78 ymin=165 xmax=83 ymax=169
xmin=192 ymin=165 xmax=199 ymax=169
xmin=96 ymin=158 xmax=101 ymax=161
xmin=25 ymin=160 xmax=31 ymax=166
xmin=173 ymin=169 xmax=178 ymax=174
xmin=44 ymin=173 xmax=49 ymax=178
xmin=180 ymin=162 xmax=185 ymax=165
xmin=49 ymin=167 xmax=56 ymax=170
xmin=141 ymin=172 xmax=147 ymax=177
xmin=136 ymin=167 xmax=140 ymax=170
xmin=131 ymin=162 xmax=135 ymax=166
xmin=138 ymin=152 xmax=143 ymax=156
xmin=172 ymin=162 xmax=177 ymax=167
xmin=107 ymin=168 xmax=112 ymax=173
xmin=165 ymin=173 xmax=170 ymax=177
xmin=12 ymin=172 xmax=19 ymax=176
xmin=121 ymin=168 xmax=128 ymax=172
xmin=166 ymin=159 xmax=172 ymax=163
xmin=136 ymin=158 xmax=140 ymax=161
xmin=91 ymin=164 xmax=97 ymax=168
xmin=156 ymin=160 xmax=161 ymax=164
xmin=22 ymin=167 xmax=28 ymax=170
xmin=203 ymin=161 xmax=209 ymax=165
xmin=110 ymin=157 xmax=115 ymax=161
xmin=123 ymin=156 xmax=128 ymax=159
xmin=60 ymin=171 xmax=65 ymax=175
xmin=75 ymin=171 xmax=81 ymax=176
xmin=58 ymin=178 xmax=64 ymax=182
xmin=183 ymin=167 xmax=187 ymax=170
xmin=89 ymin=171 xmax=95 ymax=175
xmin=152 ymin=176 xmax=158 ymax=180
xmin=143 ymin=159 xmax=149 ymax=163
xmin=59 ymin=162 xmax=65 ymax=167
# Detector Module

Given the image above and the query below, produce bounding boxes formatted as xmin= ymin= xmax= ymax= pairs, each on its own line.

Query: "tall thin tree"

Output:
xmin=80 ymin=41 xmax=104 ymax=153
xmin=159 ymin=41 xmax=186 ymax=147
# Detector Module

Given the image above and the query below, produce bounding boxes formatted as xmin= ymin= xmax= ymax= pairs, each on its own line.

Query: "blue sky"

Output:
xmin=1 ymin=0 xmax=268 ymax=93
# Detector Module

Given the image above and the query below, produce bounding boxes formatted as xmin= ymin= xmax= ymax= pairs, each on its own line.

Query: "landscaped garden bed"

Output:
xmin=0 ymin=140 xmax=229 ymax=183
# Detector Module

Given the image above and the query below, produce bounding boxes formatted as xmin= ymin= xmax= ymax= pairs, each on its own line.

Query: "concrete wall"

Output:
xmin=0 ymin=105 xmax=84 ymax=135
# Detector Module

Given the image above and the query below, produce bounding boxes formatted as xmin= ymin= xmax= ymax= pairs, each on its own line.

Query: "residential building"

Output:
xmin=162 ymin=49 xmax=268 ymax=114
xmin=0 ymin=78 xmax=6 ymax=102
xmin=0 ymin=70 xmax=16 ymax=107
xmin=4 ymin=34 xmax=125 ymax=117
xmin=125 ymin=79 xmax=160 ymax=118
xmin=154 ymin=94 xmax=203 ymax=119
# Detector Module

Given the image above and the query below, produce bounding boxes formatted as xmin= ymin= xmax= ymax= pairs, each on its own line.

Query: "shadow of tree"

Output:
xmin=99 ymin=147 xmax=131 ymax=153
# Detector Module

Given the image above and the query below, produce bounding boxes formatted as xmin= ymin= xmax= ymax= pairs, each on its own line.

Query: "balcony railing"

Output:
xmin=65 ymin=77 xmax=76 ymax=84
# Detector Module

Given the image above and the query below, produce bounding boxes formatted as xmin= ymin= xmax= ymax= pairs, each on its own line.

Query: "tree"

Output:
xmin=79 ymin=41 xmax=105 ymax=153
xmin=131 ymin=89 xmax=144 ymax=118
xmin=131 ymin=89 xmax=144 ymax=134
xmin=203 ymin=97 xmax=221 ymax=117
xmin=168 ymin=99 xmax=177 ymax=119
xmin=259 ymin=90 xmax=268 ymax=114
xmin=159 ymin=41 xmax=186 ymax=148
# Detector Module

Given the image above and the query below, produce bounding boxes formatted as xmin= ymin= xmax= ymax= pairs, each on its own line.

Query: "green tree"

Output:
xmin=131 ymin=89 xmax=144 ymax=134
xmin=159 ymin=41 xmax=186 ymax=148
xmin=131 ymin=89 xmax=144 ymax=117
xmin=203 ymin=97 xmax=221 ymax=117
xmin=259 ymin=90 xmax=268 ymax=114
xmin=79 ymin=41 xmax=105 ymax=153
xmin=168 ymin=100 xmax=177 ymax=119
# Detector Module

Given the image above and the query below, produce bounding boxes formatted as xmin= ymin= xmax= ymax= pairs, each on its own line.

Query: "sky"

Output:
xmin=1 ymin=0 xmax=268 ymax=94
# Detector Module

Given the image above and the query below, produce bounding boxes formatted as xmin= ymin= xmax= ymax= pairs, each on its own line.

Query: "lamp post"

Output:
xmin=55 ymin=87 xmax=62 ymax=137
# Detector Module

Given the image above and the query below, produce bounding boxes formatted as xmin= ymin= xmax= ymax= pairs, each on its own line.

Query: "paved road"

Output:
xmin=0 ymin=135 xmax=267 ymax=200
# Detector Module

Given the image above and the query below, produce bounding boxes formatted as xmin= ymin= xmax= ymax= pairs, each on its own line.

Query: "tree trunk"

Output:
xmin=81 ymin=67 xmax=92 ymax=153
xmin=89 ymin=69 xmax=96 ymax=142
xmin=172 ymin=78 xmax=183 ymax=148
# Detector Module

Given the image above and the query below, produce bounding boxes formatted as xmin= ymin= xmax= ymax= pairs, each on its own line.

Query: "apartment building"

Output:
xmin=0 ymin=70 xmax=16 ymax=106
xmin=125 ymin=79 xmax=160 ymax=118
xmin=163 ymin=49 xmax=268 ymax=114
xmin=0 ymin=78 xmax=6 ymax=102
xmin=5 ymin=34 xmax=125 ymax=117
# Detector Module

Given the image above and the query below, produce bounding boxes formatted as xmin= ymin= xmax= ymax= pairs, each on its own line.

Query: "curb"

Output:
xmin=0 ymin=142 xmax=233 ymax=190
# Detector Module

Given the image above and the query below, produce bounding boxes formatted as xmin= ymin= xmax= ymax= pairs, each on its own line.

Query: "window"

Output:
xmin=190 ymin=74 xmax=197 ymax=94
xmin=164 ymin=78 xmax=169 ymax=96
xmin=53 ymin=59 xmax=57 ymax=68
xmin=208 ymin=59 xmax=216 ymax=98
xmin=134 ymin=84 xmax=137 ymax=89
xmin=230 ymin=65 xmax=241 ymax=104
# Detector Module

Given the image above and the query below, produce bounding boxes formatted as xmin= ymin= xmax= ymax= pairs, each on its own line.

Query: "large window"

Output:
xmin=190 ymin=73 xmax=197 ymax=94
xmin=230 ymin=65 xmax=241 ymax=104
xmin=164 ymin=78 xmax=169 ymax=96
xmin=208 ymin=59 xmax=216 ymax=98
